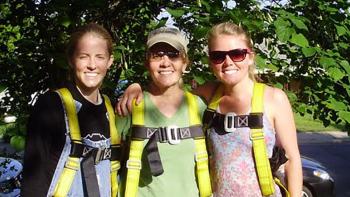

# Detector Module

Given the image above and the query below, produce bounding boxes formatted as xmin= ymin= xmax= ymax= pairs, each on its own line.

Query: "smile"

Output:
xmin=85 ymin=72 xmax=98 ymax=77
xmin=158 ymin=71 xmax=174 ymax=75
xmin=223 ymin=69 xmax=238 ymax=74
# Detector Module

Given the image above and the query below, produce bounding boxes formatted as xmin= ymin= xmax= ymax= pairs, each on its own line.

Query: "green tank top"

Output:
xmin=116 ymin=91 xmax=206 ymax=197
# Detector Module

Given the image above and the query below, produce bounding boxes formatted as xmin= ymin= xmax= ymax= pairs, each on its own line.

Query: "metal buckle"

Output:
xmin=195 ymin=151 xmax=208 ymax=162
xmin=166 ymin=125 xmax=180 ymax=145
xmin=250 ymin=131 xmax=265 ymax=141
xmin=126 ymin=159 xmax=142 ymax=170
xmin=94 ymin=148 xmax=111 ymax=164
xmin=224 ymin=112 xmax=236 ymax=132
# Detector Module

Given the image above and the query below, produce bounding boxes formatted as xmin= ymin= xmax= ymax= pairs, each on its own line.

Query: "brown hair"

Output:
xmin=208 ymin=22 xmax=256 ymax=80
xmin=66 ymin=23 xmax=113 ymax=62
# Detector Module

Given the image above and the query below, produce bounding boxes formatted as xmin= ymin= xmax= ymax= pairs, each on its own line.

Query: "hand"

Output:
xmin=115 ymin=83 xmax=143 ymax=116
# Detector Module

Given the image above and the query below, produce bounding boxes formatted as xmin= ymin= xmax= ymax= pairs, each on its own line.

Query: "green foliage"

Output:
xmin=1 ymin=0 xmax=350 ymax=144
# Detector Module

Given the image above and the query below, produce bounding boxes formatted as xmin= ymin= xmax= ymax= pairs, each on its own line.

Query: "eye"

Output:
xmin=79 ymin=55 xmax=88 ymax=59
xmin=96 ymin=55 xmax=106 ymax=60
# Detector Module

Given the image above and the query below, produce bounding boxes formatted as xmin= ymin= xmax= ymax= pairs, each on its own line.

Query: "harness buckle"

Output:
xmin=224 ymin=112 xmax=236 ymax=132
xmin=166 ymin=125 xmax=180 ymax=145
xmin=126 ymin=159 xmax=142 ymax=170
xmin=250 ymin=131 xmax=265 ymax=141
xmin=195 ymin=151 xmax=208 ymax=162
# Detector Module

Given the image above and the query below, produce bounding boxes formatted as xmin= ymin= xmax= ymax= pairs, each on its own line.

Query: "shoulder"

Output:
xmin=263 ymin=85 xmax=292 ymax=122
xmin=29 ymin=90 xmax=64 ymax=126
xmin=32 ymin=91 xmax=62 ymax=113
xmin=263 ymin=85 xmax=290 ymax=107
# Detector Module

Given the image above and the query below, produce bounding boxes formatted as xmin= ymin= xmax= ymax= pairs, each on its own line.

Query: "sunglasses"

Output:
xmin=209 ymin=48 xmax=252 ymax=64
xmin=149 ymin=51 xmax=180 ymax=61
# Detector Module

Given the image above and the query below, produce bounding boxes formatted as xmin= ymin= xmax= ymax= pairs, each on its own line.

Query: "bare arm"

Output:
xmin=191 ymin=80 xmax=219 ymax=104
xmin=115 ymin=80 xmax=219 ymax=116
xmin=270 ymin=87 xmax=302 ymax=197
xmin=115 ymin=83 xmax=143 ymax=116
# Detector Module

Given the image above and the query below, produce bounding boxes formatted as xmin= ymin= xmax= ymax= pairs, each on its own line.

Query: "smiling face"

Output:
xmin=209 ymin=34 xmax=254 ymax=86
xmin=147 ymin=42 xmax=187 ymax=90
xmin=69 ymin=33 xmax=113 ymax=94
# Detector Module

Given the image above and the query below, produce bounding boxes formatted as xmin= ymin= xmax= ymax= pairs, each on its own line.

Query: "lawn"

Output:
xmin=294 ymin=113 xmax=345 ymax=132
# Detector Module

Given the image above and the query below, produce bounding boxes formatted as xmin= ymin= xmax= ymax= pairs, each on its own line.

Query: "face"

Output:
xmin=209 ymin=34 xmax=254 ymax=86
xmin=70 ymin=33 xmax=113 ymax=93
xmin=147 ymin=43 xmax=187 ymax=90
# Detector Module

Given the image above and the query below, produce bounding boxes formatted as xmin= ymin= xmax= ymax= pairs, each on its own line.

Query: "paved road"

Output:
xmin=1 ymin=131 xmax=349 ymax=196
xmin=298 ymin=131 xmax=350 ymax=197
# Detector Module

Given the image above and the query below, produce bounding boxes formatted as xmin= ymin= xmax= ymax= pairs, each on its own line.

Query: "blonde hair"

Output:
xmin=208 ymin=22 xmax=256 ymax=81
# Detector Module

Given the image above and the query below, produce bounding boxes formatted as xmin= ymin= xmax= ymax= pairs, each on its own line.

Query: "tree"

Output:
xmin=1 ymin=0 xmax=350 ymax=147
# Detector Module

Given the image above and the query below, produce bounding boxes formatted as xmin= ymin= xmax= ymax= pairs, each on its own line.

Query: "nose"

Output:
xmin=223 ymin=54 xmax=234 ymax=66
xmin=159 ymin=56 xmax=171 ymax=67
xmin=87 ymin=58 xmax=97 ymax=70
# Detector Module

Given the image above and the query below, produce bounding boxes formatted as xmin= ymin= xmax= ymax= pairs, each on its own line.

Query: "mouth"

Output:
xmin=223 ymin=69 xmax=238 ymax=75
xmin=85 ymin=72 xmax=98 ymax=77
xmin=158 ymin=70 xmax=174 ymax=75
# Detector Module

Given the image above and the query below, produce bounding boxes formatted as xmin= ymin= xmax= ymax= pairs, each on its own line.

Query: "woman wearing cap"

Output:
xmin=117 ymin=27 xmax=211 ymax=197
xmin=117 ymin=22 xmax=302 ymax=197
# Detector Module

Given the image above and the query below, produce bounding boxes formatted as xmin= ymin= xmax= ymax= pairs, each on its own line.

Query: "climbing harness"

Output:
xmin=125 ymin=91 xmax=212 ymax=197
xmin=53 ymin=88 xmax=121 ymax=197
xmin=203 ymin=83 xmax=290 ymax=197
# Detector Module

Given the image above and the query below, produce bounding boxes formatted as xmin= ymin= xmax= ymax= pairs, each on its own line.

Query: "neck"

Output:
xmin=76 ymin=85 xmax=101 ymax=104
xmin=148 ymin=82 xmax=183 ymax=97
xmin=223 ymin=77 xmax=254 ymax=98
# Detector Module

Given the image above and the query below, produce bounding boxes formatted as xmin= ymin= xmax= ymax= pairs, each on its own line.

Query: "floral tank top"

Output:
xmin=208 ymin=110 xmax=282 ymax=197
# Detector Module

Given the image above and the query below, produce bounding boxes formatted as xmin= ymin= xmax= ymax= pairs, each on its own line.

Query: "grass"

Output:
xmin=294 ymin=113 xmax=346 ymax=132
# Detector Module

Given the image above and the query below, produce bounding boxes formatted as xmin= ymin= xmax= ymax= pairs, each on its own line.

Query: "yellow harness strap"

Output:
xmin=207 ymin=83 xmax=275 ymax=196
xmin=124 ymin=99 xmax=144 ymax=197
xmin=53 ymin=88 xmax=121 ymax=197
xmin=103 ymin=95 xmax=121 ymax=197
xmin=125 ymin=91 xmax=212 ymax=197
xmin=185 ymin=91 xmax=212 ymax=197
xmin=251 ymin=83 xmax=275 ymax=196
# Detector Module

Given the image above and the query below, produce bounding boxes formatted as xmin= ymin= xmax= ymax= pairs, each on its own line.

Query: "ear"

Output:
xmin=246 ymin=52 xmax=255 ymax=66
xmin=182 ymin=63 xmax=188 ymax=73
xmin=107 ymin=55 xmax=114 ymax=69
xmin=68 ymin=58 xmax=75 ymax=69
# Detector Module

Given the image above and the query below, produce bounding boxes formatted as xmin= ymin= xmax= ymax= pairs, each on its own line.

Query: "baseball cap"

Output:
xmin=147 ymin=27 xmax=189 ymax=53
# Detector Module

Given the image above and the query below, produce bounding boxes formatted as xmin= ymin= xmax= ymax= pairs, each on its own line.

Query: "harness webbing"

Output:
xmin=206 ymin=83 xmax=275 ymax=196
xmin=53 ymin=88 xmax=121 ymax=197
xmin=125 ymin=91 xmax=212 ymax=197
xmin=251 ymin=83 xmax=275 ymax=196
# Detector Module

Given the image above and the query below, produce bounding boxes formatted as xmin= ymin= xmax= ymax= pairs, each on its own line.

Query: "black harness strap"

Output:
xmin=131 ymin=125 xmax=204 ymax=176
xmin=131 ymin=125 xmax=204 ymax=141
xmin=70 ymin=142 xmax=122 ymax=164
xmin=203 ymin=109 xmax=263 ymax=133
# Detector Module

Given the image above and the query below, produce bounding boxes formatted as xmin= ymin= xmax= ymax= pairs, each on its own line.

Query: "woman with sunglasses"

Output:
xmin=117 ymin=22 xmax=302 ymax=197
xmin=202 ymin=22 xmax=302 ymax=197
xmin=116 ymin=27 xmax=211 ymax=197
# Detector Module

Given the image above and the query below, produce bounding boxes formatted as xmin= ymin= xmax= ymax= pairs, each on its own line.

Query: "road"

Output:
xmin=298 ymin=132 xmax=350 ymax=197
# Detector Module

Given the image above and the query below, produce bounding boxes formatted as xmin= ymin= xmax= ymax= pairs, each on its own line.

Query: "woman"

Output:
xmin=116 ymin=27 xmax=211 ymax=197
xmin=22 ymin=23 xmax=121 ymax=197
xmin=117 ymin=22 xmax=302 ymax=197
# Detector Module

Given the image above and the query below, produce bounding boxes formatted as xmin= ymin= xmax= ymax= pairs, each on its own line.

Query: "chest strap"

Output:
xmin=70 ymin=142 xmax=121 ymax=164
xmin=203 ymin=110 xmax=263 ymax=133
xmin=125 ymin=91 xmax=212 ymax=197
xmin=205 ymin=83 xmax=275 ymax=196
xmin=131 ymin=125 xmax=204 ymax=143
xmin=53 ymin=88 xmax=121 ymax=197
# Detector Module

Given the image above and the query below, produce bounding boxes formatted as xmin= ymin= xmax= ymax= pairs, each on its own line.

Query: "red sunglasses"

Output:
xmin=209 ymin=48 xmax=252 ymax=64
